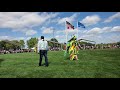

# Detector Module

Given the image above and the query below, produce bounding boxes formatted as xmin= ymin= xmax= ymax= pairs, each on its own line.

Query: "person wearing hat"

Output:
xmin=37 ymin=36 xmax=49 ymax=67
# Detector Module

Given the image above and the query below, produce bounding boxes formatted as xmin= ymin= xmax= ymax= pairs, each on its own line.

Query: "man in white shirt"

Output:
xmin=37 ymin=36 xmax=49 ymax=67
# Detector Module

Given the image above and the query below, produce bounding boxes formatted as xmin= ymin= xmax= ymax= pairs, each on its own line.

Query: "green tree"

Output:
xmin=0 ymin=40 xmax=9 ymax=50
xmin=48 ymin=41 xmax=53 ymax=47
xmin=0 ymin=40 xmax=22 ymax=50
xmin=79 ymin=41 xmax=87 ymax=45
xmin=19 ymin=40 xmax=25 ymax=49
xmin=5 ymin=42 xmax=13 ymax=50
xmin=117 ymin=42 xmax=120 ymax=46
xmin=0 ymin=41 xmax=1 ymax=49
xmin=50 ymin=38 xmax=58 ymax=47
xmin=27 ymin=38 xmax=38 ymax=49
xmin=50 ymin=38 xmax=58 ymax=42
xmin=11 ymin=40 xmax=21 ymax=50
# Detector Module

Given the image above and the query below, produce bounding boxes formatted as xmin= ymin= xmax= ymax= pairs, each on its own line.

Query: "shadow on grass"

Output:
xmin=41 ymin=62 xmax=51 ymax=66
xmin=0 ymin=59 xmax=5 ymax=66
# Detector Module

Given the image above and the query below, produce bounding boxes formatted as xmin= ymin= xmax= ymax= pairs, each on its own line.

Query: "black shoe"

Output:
xmin=39 ymin=64 xmax=41 ymax=66
xmin=45 ymin=65 xmax=49 ymax=67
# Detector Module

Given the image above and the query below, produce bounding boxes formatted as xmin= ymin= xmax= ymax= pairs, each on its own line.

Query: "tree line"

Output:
xmin=0 ymin=37 xmax=60 ymax=50
xmin=1 ymin=37 xmax=119 ymax=51
xmin=0 ymin=40 xmax=25 ymax=50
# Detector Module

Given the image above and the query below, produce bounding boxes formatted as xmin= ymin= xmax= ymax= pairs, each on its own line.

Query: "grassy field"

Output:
xmin=0 ymin=49 xmax=120 ymax=78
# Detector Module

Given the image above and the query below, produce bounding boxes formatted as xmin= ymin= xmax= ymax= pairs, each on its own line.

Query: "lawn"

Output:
xmin=0 ymin=49 xmax=120 ymax=78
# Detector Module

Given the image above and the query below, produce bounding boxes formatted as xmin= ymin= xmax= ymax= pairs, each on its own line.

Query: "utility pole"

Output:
xmin=53 ymin=29 xmax=55 ymax=39
xmin=52 ymin=28 xmax=55 ymax=49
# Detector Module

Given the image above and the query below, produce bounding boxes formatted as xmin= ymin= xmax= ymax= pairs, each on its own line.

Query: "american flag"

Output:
xmin=66 ymin=21 xmax=74 ymax=30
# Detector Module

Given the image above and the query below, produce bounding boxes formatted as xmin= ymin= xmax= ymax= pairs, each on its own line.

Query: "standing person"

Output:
xmin=37 ymin=36 xmax=49 ymax=67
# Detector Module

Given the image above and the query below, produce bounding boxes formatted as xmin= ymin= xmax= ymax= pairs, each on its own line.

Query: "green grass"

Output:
xmin=0 ymin=49 xmax=120 ymax=78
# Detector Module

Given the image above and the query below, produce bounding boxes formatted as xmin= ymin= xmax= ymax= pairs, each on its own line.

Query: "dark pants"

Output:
xmin=39 ymin=50 xmax=48 ymax=66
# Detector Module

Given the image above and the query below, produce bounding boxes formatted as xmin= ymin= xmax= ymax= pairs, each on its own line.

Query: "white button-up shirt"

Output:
xmin=37 ymin=39 xmax=48 ymax=52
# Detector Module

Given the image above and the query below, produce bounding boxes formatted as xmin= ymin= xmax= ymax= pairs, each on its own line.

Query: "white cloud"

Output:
xmin=56 ymin=30 xmax=64 ymax=34
xmin=57 ymin=13 xmax=79 ymax=25
xmin=26 ymin=37 xmax=32 ymax=40
xmin=111 ymin=26 xmax=120 ymax=32
xmin=55 ymin=35 xmax=66 ymax=43
xmin=65 ymin=29 xmax=76 ymax=33
xmin=42 ymin=27 xmax=54 ymax=34
xmin=55 ymin=35 xmax=60 ymax=38
xmin=108 ymin=35 xmax=120 ymax=43
xmin=85 ymin=26 xmax=119 ymax=36
xmin=55 ymin=35 xmax=65 ymax=38
xmin=81 ymin=15 xmax=101 ymax=26
xmin=77 ymin=26 xmax=120 ymax=44
xmin=53 ymin=25 xmax=120 ymax=44
xmin=0 ymin=12 xmax=32 ymax=29
xmin=102 ymin=27 xmax=112 ymax=32
xmin=80 ymin=34 xmax=96 ymax=40
xmin=25 ymin=29 xmax=37 ymax=36
xmin=86 ymin=27 xmax=101 ymax=34
xmin=0 ymin=12 xmax=58 ymax=36
xmin=104 ymin=12 xmax=120 ymax=23
xmin=14 ymin=37 xmax=25 ymax=40
xmin=0 ymin=36 xmax=13 ymax=40
xmin=11 ymin=28 xmax=37 ymax=36
xmin=19 ymin=12 xmax=58 ymax=28
xmin=0 ymin=36 xmax=25 ymax=41
xmin=79 ymin=33 xmax=112 ymax=44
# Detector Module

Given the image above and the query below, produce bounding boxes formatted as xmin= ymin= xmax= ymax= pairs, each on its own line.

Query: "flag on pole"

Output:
xmin=78 ymin=21 xmax=85 ymax=28
xmin=77 ymin=21 xmax=85 ymax=40
xmin=66 ymin=21 xmax=74 ymax=29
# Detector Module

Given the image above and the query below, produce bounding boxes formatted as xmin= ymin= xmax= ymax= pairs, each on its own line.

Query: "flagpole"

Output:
xmin=63 ymin=21 xmax=68 ymax=56
xmin=65 ymin=21 xmax=68 ymax=51
xmin=65 ymin=21 xmax=67 ymax=44
xmin=77 ymin=21 xmax=78 ymax=40
xmin=53 ymin=28 xmax=55 ymax=47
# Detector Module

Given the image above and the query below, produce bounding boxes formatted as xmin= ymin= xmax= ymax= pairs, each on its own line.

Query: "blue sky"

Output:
xmin=0 ymin=12 xmax=120 ymax=45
